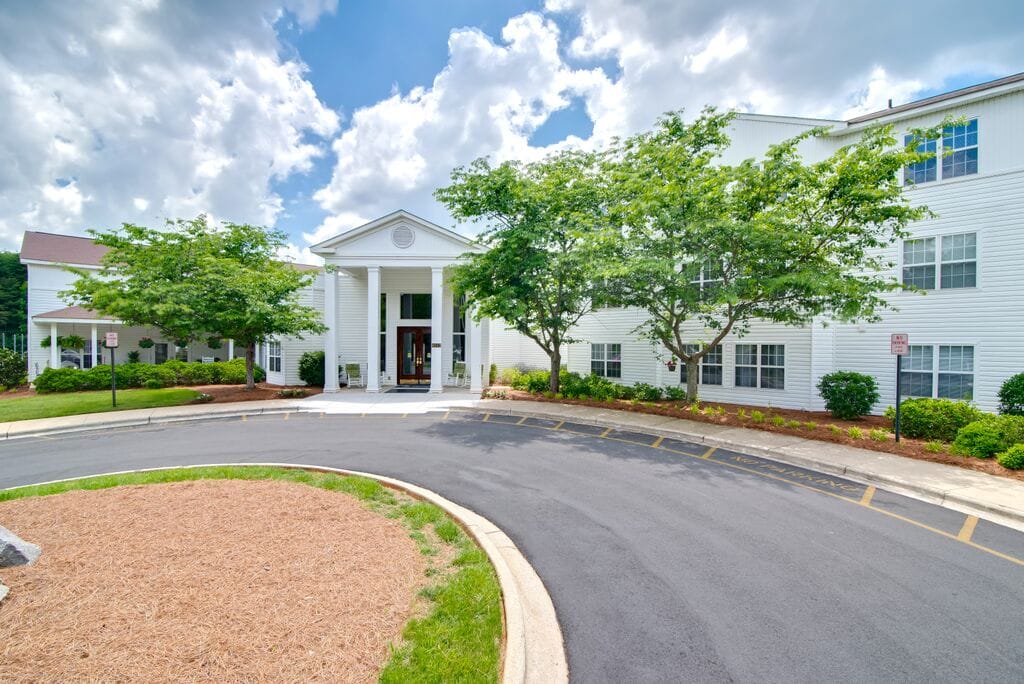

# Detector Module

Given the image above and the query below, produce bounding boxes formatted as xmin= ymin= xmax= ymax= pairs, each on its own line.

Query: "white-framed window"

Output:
xmin=904 ymin=134 xmax=937 ymax=185
xmin=453 ymin=294 xmax=466 ymax=365
xmin=679 ymin=344 xmax=723 ymax=386
xmin=942 ymin=119 xmax=978 ymax=179
xmin=591 ymin=343 xmax=621 ymax=378
xmin=735 ymin=344 xmax=785 ymax=390
xmin=901 ymin=344 xmax=974 ymax=400
xmin=267 ymin=339 xmax=282 ymax=373
xmin=902 ymin=232 xmax=976 ymax=290
xmin=690 ymin=259 xmax=723 ymax=300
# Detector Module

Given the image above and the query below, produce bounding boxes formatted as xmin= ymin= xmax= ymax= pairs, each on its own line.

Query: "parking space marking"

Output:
xmin=599 ymin=427 xmax=613 ymax=438
xmin=651 ymin=436 xmax=664 ymax=448
xmin=517 ymin=416 xmax=528 ymax=425
xmin=860 ymin=485 xmax=876 ymax=506
xmin=700 ymin=446 xmax=716 ymax=459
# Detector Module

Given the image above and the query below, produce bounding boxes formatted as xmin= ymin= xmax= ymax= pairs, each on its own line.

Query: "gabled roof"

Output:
xmin=310 ymin=209 xmax=475 ymax=253
xmin=33 ymin=305 xmax=117 ymax=323
xmin=20 ymin=230 xmax=321 ymax=271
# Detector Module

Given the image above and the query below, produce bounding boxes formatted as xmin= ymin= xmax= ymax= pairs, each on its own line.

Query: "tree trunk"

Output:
xmin=685 ymin=358 xmax=699 ymax=403
xmin=245 ymin=342 xmax=256 ymax=390
xmin=549 ymin=347 xmax=561 ymax=394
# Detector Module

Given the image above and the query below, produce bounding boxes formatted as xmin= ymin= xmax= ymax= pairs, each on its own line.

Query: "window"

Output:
xmin=942 ymin=119 xmax=978 ymax=178
xmin=902 ymin=232 xmax=976 ymax=290
xmin=154 ymin=343 xmax=168 ymax=364
xmin=380 ymin=293 xmax=386 ymax=369
xmin=735 ymin=344 xmax=785 ymax=389
xmin=591 ymin=343 xmax=621 ymax=378
xmin=901 ymin=344 xmax=974 ymax=400
xmin=453 ymin=294 xmax=466 ymax=365
xmin=690 ymin=260 xmax=723 ymax=300
xmin=267 ymin=340 xmax=282 ymax=373
xmin=679 ymin=344 xmax=723 ymax=386
xmin=400 ymin=293 xmax=431 ymax=319
xmin=904 ymin=134 xmax=937 ymax=185
xmin=940 ymin=233 xmax=977 ymax=289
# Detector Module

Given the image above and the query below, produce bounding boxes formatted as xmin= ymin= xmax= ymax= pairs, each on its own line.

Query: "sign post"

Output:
xmin=891 ymin=333 xmax=909 ymax=443
xmin=105 ymin=332 xmax=119 ymax=408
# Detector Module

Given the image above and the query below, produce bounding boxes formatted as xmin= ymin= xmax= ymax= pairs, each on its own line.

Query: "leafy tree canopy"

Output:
xmin=0 ymin=251 xmax=27 ymax=333
xmin=63 ymin=217 xmax=325 ymax=388
xmin=601 ymin=108 xmax=943 ymax=400
xmin=436 ymin=150 xmax=608 ymax=393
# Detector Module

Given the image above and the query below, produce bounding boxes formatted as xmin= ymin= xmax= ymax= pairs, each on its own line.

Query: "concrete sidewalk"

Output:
xmin=468 ymin=399 xmax=1024 ymax=531
xmin=1 ymin=395 xmax=1021 ymax=529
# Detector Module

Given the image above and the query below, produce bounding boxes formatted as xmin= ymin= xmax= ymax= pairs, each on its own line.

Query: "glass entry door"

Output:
xmin=397 ymin=326 xmax=431 ymax=384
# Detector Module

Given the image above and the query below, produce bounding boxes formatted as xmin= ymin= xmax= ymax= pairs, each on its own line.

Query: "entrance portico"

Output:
xmin=311 ymin=211 xmax=488 ymax=394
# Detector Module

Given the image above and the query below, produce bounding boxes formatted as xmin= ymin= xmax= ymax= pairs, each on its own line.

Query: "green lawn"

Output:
xmin=0 ymin=388 xmax=202 ymax=422
xmin=0 ymin=465 xmax=503 ymax=683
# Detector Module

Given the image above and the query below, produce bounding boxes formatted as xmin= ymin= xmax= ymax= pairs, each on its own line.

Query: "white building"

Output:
xmin=20 ymin=73 xmax=1023 ymax=412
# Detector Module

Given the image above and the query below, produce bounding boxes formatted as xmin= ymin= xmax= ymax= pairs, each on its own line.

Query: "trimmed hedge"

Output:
xmin=298 ymin=350 xmax=325 ymax=386
xmin=952 ymin=415 xmax=1024 ymax=458
xmin=34 ymin=358 xmax=265 ymax=393
xmin=817 ymin=371 xmax=879 ymax=420
xmin=997 ymin=444 xmax=1024 ymax=470
xmin=884 ymin=398 xmax=983 ymax=442
xmin=998 ymin=373 xmax=1024 ymax=416
xmin=0 ymin=348 xmax=26 ymax=390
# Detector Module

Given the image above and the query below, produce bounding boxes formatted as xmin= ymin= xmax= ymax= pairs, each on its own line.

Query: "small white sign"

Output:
xmin=105 ymin=332 xmax=119 ymax=348
xmin=890 ymin=333 xmax=909 ymax=355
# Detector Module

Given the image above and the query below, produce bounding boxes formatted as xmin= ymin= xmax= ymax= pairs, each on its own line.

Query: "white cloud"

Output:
xmin=0 ymin=1 xmax=339 ymax=249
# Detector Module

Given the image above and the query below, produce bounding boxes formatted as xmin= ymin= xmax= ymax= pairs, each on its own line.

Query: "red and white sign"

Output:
xmin=890 ymin=333 xmax=909 ymax=355
xmin=105 ymin=332 xmax=119 ymax=348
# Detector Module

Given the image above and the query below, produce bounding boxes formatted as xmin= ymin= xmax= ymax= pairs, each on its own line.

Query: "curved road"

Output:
xmin=2 ymin=412 xmax=1023 ymax=682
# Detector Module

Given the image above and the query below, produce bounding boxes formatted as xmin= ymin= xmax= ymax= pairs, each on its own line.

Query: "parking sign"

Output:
xmin=890 ymin=333 xmax=908 ymax=355
xmin=105 ymin=332 xmax=119 ymax=348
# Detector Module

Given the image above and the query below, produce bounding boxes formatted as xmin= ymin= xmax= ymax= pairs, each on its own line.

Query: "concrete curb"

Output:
xmin=0 ymin=401 xmax=303 ymax=441
xmin=456 ymin=405 xmax=1024 ymax=532
xmin=0 ymin=463 xmax=569 ymax=684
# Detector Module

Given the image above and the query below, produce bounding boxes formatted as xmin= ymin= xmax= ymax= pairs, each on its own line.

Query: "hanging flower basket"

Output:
xmin=175 ymin=339 xmax=189 ymax=349
xmin=138 ymin=337 xmax=155 ymax=349
xmin=206 ymin=336 xmax=223 ymax=350
xmin=665 ymin=358 xmax=678 ymax=372
xmin=40 ymin=336 xmax=53 ymax=348
xmin=61 ymin=334 xmax=86 ymax=350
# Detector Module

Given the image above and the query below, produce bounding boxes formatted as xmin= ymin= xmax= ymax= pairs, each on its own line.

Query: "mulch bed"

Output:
xmin=489 ymin=387 xmax=1024 ymax=482
xmin=0 ymin=479 xmax=428 ymax=682
xmin=192 ymin=383 xmax=320 ymax=403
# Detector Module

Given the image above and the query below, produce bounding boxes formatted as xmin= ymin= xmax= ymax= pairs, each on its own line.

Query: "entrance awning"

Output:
xmin=32 ymin=305 xmax=120 ymax=325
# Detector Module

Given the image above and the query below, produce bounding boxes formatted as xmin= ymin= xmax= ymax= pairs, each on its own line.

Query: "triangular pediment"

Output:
xmin=310 ymin=210 xmax=478 ymax=260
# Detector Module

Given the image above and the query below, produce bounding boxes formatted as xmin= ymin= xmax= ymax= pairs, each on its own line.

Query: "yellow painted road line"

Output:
xmin=241 ymin=414 xmax=247 ymax=422
xmin=599 ymin=427 xmax=613 ymax=438
xmin=482 ymin=413 xmax=491 ymax=422
xmin=443 ymin=411 xmax=450 ymax=420
xmin=516 ymin=416 xmax=528 ymax=425
xmin=553 ymin=420 xmax=564 ymax=430
xmin=651 ymin=436 xmax=664 ymax=448
xmin=859 ymin=485 xmax=876 ymax=506
xmin=284 ymin=413 xmax=289 ymax=420
xmin=958 ymin=515 xmax=979 ymax=542
xmin=401 ymin=413 xmax=408 ymax=419
xmin=700 ymin=446 xmax=717 ymax=459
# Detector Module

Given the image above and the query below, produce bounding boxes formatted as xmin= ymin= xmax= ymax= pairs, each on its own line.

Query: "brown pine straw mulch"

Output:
xmin=489 ymin=388 xmax=1024 ymax=482
xmin=0 ymin=479 xmax=428 ymax=682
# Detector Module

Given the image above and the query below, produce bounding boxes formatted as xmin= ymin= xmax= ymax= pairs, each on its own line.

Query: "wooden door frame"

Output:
xmin=397 ymin=326 xmax=432 ymax=384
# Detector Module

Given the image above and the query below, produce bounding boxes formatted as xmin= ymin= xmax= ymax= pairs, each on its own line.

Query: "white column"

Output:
xmin=227 ymin=338 xmax=234 ymax=361
xmin=469 ymin=307 xmax=482 ymax=393
xmin=429 ymin=266 xmax=444 ymax=393
xmin=366 ymin=266 xmax=381 ymax=392
xmin=90 ymin=325 xmax=98 ymax=369
xmin=323 ymin=271 xmax=339 ymax=392
xmin=49 ymin=324 xmax=59 ymax=369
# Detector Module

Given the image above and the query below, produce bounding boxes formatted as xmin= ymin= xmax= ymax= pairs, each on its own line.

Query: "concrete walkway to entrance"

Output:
xmin=299 ymin=388 xmax=482 ymax=414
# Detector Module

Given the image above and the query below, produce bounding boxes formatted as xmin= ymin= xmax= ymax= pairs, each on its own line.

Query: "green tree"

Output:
xmin=0 ymin=251 xmax=27 ymax=333
xmin=63 ymin=217 xmax=325 ymax=389
xmin=603 ymin=108 xmax=941 ymax=401
xmin=436 ymin=151 xmax=607 ymax=394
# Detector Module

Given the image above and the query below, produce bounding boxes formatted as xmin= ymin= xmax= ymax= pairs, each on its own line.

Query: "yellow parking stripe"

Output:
xmin=700 ymin=446 xmax=716 ymax=459
xmin=553 ymin=421 xmax=564 ymax=430
xmin=651 ymin=436 xmax=664 ymax=448
xmin=958 ymin=515 xmax=979 ymax=542
xmin=859 ymin=485 xmax=876 ymax=506
xmin=482 ymin=413 xmax=491 ymax=422
xmin=241 ymin=414 xmax=247 ymax=422
xmin=599 ymin=427 xmax=613 ymax=438
xmin=517 ymin=416 xmax=528 ymax=425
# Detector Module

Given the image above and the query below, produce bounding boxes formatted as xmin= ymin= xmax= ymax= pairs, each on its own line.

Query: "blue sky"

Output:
xmin=0 ymin=1 xmax=1020 ymax=259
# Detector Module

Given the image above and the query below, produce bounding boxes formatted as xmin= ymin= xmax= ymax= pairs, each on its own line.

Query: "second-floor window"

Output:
xmin=904 ymin=134 xmax=937 ymax=185
xmin=902 ymin=232 xmax=976 ymax=290
xmin=942 ymin=119 xmax=978 ymax=179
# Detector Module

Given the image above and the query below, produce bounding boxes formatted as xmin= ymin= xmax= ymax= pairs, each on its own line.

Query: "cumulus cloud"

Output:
xmin=0 ymin=0 xmax=339 ymax=249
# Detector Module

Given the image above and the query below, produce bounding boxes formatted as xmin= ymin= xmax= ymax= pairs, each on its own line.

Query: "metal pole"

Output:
xmin=110 ymin=345 xmax=117 ymax=408
xmin=894 ymin=354 xmax=902 ymax=443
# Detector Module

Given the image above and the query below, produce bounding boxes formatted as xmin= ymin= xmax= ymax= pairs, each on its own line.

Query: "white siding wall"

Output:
xmin=490 ymin=323 xmax=550 ymax=371
xmin=275 ymin=274 xmax=325 ymax=386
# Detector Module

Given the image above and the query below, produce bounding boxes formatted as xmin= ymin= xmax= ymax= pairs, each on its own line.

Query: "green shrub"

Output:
xmin=631 ymin=382 xmax=663 ymax=402
xmin=34 ymin=358 xmax=263 ymax=392
xmin=952 ymin=421 xmax=1005 ymax=458
xmin=126 ymin=350 xmax=141 ymax=364
xmin=924 ymin=441 xmax=947 ymax=453
xmin=784 ymin=419 xmax=801 ymax=429
xmin=817 ymin=371 xmax=879 ymax=420
xmin=510 ymin=369 xmax=553 ymax=393
xmin=828 ymin=424 xmax=842 ymax=436
xmin=298 ymin=350 xmax=325 ymax=386
xmin=751 ymin=410 xmax=765 ymax=423
xmin=489 ymin=363 xmax=497 ymax=385
xmin=278 ymin=388 xmax=308 ymax=398
xmin=998 ymin=373 xmax=1024 ymax=416
xmin=804 ymin=421 xmax=818 ymax=431
xmin=663 ymin=386 xmax=687 ymax=401
xmin=847 ymin=427 xmax=864 ymax=439
xmin=143 ymin=378 xmax=163 ymax=390
xmin=997 ymin=444 xmax=1024 ymax=470
xmin=771 ymin=415 xmax=785 ymax=427
xmin=884 ymin=398 xmax=984 ymax=442
xmin=561 ymin=372 xmax=624 ymax=401
xmin=0 ymin=348 xmax=26 ymax=389
xmin=869 ymin=429 xmax=888 ymax=442
xmin=34 ymin=367 xmax=89 ymax=393
xmin=497 ymin=367 xmax=523 ymax=387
